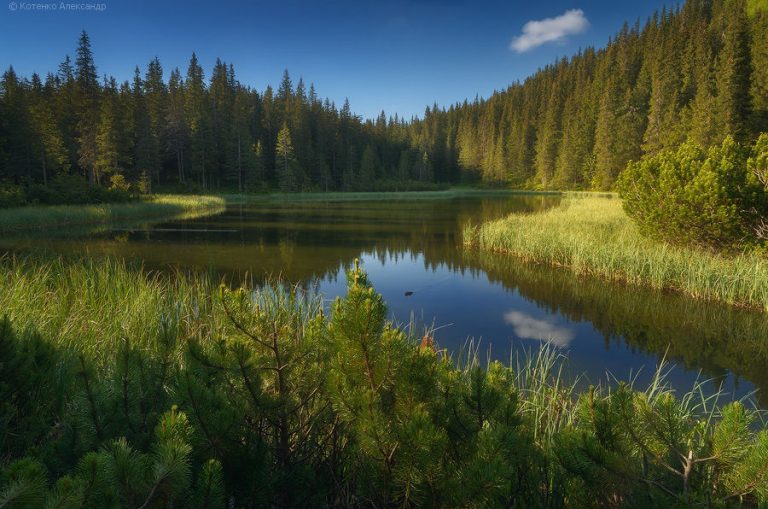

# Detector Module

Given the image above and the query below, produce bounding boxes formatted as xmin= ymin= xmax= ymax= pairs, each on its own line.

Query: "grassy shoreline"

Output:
xmin=464 ymin=194 xmax=768 ymax=311
xmin=0 ymin=194 xmax=226 ymax=232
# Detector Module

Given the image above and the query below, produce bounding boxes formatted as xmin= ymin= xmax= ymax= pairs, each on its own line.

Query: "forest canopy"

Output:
xmin=1 ymin=0 xmax=766 ymax=198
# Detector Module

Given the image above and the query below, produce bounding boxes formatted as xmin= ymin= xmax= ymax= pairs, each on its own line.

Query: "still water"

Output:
xmin=7 ymin=194 xmax=768 ymax=404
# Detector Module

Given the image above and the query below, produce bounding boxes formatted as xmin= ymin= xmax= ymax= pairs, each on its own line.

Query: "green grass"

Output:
xmin=0 ymin=253 xmax=757 ymax=422
xmin=0 ymin=255 xmax=220 ymax=361
xmin=464 ymin=194 xmax=768 ymax=311
xmin=2 ymin=254 xmax=767 ymax=506
xmin=0 ymin=194 xmax=226 ymax=232
xmin=748 ymin=0 xmax=768 ymax=15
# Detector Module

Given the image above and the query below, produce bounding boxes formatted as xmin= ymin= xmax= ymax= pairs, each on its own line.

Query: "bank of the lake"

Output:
xmin=0 ymin=194 xmax=226 ymax=232
xmin=464 ymin=194 xmax=768 ymax=311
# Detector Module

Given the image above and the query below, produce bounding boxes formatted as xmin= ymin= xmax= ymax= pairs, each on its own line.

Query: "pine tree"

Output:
xmin=166 ymin=67 xmax=187 ymax=183
xmin=715 ymin=0 xmax=752 ymax=142
xmin=144 ymin=57 xmax=166 ymax=184
xmin=275 ymin=122 xmax=298 ymax=192
xmin=751 ymin=7 xmax=768 ymax=133
xmin=359 ymin=144 xmax=378 ymax=190
xmin=94 ymin=81 xmax=120 ymax=185
xmin=132 ymin=68 xmax=153 ymax=183
xmin=75 ymin=30 xmax=99 ymax=185
xmin=184 ymin=53 xmax=209 ymax=188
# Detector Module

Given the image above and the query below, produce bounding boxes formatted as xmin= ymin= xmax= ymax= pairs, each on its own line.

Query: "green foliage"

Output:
xmin=275 ymin=122 xmax=299 ymax=192
xmin=748 ymin=0 xmax=768 ymax=15
xmin=108 ymin=174 xmax=130 ymax=193
xmin=0 ymin=182 xmax=26 ymax=208
xmin=0 ymin=458 xmax=47 ymax=508
xmin=617 ymin=135 xmax=768 ymax=251
xmin=2 ymin=256 xmax=768 ymax=506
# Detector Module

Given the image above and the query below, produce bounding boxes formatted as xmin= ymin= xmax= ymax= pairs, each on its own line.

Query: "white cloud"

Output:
xmin=503 ymin=311 xmax=575 ymax=347
xmin=510 ymin=9 xmax=589 ymax=53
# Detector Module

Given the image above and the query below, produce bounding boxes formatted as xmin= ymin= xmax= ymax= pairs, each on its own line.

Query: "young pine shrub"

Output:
xmin=0 ymin=407 xmax=213 ymax=508
xmin=0 ymin=317 xmax=74 ymax=465
xmin=326 ymin=260 xmax=450 ymax=506
xmin=555 ymin=374 xmax=768 ymax=506
xmin=617 ymin=135 xmax=768 ymax=252
xmin=189 ymin=281 xmax=333 ymax=506
xmin=442 ymin=361 xmax=542 ymax=508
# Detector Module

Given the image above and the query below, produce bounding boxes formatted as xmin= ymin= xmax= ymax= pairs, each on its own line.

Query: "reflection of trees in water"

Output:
xmin=141 ymin=196 xmax=558 ymax=281
xmin=6 ymin=195 xmax=766 ymax=402
xmin=462 ymin=250 xmax=768 ymax=405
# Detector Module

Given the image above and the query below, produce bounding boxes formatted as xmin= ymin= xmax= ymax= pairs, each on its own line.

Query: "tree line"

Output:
xmin=0 ymin=33 xmax=442 ymax=197
xmin=0 ymin=0 xmax=766 ymax=197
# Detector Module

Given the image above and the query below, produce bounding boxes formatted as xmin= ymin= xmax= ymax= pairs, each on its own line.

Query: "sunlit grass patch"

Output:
xmin=0 ymin=194 xmax=225 ymax=232
xmin=464 ymin=194 xmax=768 ymax=311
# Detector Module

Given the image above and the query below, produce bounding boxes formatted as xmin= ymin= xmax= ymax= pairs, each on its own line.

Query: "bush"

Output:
xmin=1 ymin=258 xmax=768 ymax=506
xmin=0 ymin=182 xmax=26 ymax=208
xmin=24 ymin=173 xmax=134 ymax=206
xmin=108 ymin=174 xmax=130 ymax=193
xmin=616 ymin=135 xmax=768 ymax=252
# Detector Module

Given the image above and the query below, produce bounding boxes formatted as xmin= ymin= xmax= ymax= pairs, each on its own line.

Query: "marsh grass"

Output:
xmin=0 ymin=255 xmax=223 ymax=364
xmin=464 ymin=194 xmax=768 ymax=310
xmin=0 ymin=194 xmax=225 ymax=232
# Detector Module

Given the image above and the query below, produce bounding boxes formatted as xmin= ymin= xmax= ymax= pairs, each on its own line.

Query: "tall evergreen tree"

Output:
xmin=75 ymin=30 xmax=99 ymax=185
xmin=275 ymin=122 xmax=298 ymax=192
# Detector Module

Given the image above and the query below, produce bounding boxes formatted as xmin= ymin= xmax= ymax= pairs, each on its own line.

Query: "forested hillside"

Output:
xmin=439 ymin=0 xmax=768 ymax=189
xmin=0 ymin=0 xmax=766 ymax=194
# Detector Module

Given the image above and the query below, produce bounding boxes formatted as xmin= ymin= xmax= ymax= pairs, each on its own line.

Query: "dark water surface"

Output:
xmin=6 ymin=194 xmax=768 ymax=404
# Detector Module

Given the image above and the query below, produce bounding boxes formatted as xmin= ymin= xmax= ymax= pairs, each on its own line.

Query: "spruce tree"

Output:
xmin=715 ymin=0 xmax=752 ymax=142
xmin=275 ymin=122 xmax=298 ymax=192
xmin=74 ymin=30 xmax=99 ymax=185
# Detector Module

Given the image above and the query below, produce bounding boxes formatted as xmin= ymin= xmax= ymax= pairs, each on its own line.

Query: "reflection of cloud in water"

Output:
xmin=503 ymin=311 xmax=575 ymax=347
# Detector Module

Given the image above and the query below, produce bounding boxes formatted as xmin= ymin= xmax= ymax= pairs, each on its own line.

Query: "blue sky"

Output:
xmin=1 ymin=0 xmax=673 ymax=119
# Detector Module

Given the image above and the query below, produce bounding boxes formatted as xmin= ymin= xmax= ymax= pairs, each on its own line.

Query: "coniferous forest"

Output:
xmin=1 ymin=0 xmax=767 ymax=200
xmin=3 ymin=0 xmax=768 ymax=507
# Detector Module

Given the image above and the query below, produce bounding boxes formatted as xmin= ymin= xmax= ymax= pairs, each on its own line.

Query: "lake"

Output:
xmin=6 ymin=193 xmax=768 ymax=405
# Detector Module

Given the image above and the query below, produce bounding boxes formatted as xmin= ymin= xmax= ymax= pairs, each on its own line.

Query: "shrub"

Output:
xmin=1 ymin=258 xmax=768 ymax=506
xmin=24 ymin=173 xmax=134 ymax=205
xmin=616 ymin=135 xmax=768 ymax=252
xmin=108 ymin=174 xmax=130 ymax=193
xmin=0 ymin=182 xmax=26 ymax=208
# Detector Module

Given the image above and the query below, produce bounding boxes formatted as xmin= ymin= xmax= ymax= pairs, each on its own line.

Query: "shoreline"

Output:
xmin=463 ymin=194 xmax=768 ymax=312
xmin=0 ymin=195 xmax=226 ymax=232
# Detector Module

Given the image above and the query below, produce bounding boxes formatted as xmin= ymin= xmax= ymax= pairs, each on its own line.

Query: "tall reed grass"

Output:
xmin=0 ymin=194 xmax=225 ymax=232
xmin=464 ymin=194 xmax=768 ymax=311
xmin=0 ymin=256 xmax=222 ymax=364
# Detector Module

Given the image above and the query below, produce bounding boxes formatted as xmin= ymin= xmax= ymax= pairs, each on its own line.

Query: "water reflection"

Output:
xmin=503 ymin=311 xmax=576 ymax=347
xmin=4 ymin=194 xmax=767 ymax=405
